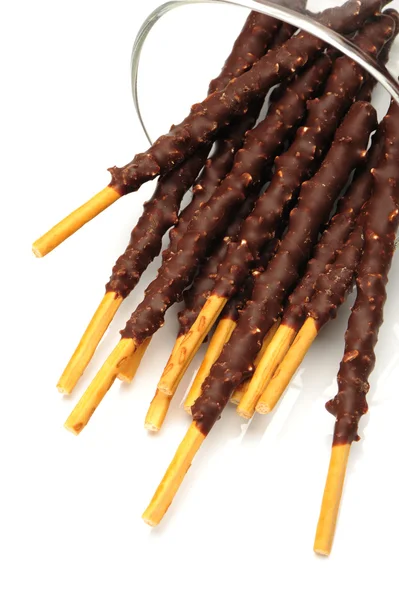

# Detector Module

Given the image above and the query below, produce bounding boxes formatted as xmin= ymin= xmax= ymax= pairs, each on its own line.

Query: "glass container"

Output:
xmin=131 ymin=0 xmax=399 ymax=143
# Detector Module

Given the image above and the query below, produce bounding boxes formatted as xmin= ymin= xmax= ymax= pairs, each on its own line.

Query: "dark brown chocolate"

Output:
xmin=208 ymin=11 xmax=282 ymax=94
xmin=106 ymin=10 xmax=284 ymax=298
xmin=164 ymin=8 xmax=296 ymax=262
xmin=169 ymin=10 xmax=301 ymax=258
xmin=282 ymin=12 xmax=397 ymax=328
xmin=107 ymin=13 xmax=395 ymax=300
xmin=109 ymin=0 xmax=387 ymax=196
xmin=164 ymin=107 xmax=262 ymax=261
xmin=269 ymin=19 xmax=299 ymax=49
xmin=120 ymin=56 xmax=332 ymax=343
xmin=282 ymin=122 xmax=385 ymax=330
xmin=179 ymin=199 xmax=281 ymax=337
xmin=191 ymin=102 xmax=377 ymax=435
xmin=174 ymin=17 xmax=302 ymax=330
xmin=356 ymin=9 xmax=399 ymax=102
xmin=256 ymin=17 xmax=304 ymax=104
xmin=326 ymin=100 xmax=399 ymax=446
xmin=211 ymin=15 xmax=393 ymax=302
xmin=106 ymin=150 xmax=207 ymax=298
xmin=307 ymin=224 xmax=365 ymax=328
xmin=222 ymin=237 xmax=280 ymax=323
xmin=177 ymin=193 xmax=258 ymax=337
xmin=165 ymin=8 xmax=289 ymax=255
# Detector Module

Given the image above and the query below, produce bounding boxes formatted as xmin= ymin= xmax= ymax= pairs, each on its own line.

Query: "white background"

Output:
xmin=1 ymin=1 xmax=399 ymax=598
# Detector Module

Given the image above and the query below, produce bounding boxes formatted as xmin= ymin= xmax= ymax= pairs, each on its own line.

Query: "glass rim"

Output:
xmin=131 ymin=0 xmax=399 ymax=144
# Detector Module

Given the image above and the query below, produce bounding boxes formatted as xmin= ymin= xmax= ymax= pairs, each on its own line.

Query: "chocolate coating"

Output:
xmin=270 ymin=19 xmax=300 ymax=49
xmin=308 ymin=224 xmax=365 ymax=328
xmin=282 ymin=123 xmax=385 ymax=330
xmin=120 ymin=57 xmax=332 ymax=342
xmin=166 ymin=8 xmax=287 ymax=253
xmin=326 ymin=100 xmax=399 ymax=446
xmin=164 ymin=105 xmax=263 ymax=261
xmin=222 ymin=237 xmax=280 ymax=323
xmin=177 ymin=193 xmax=258 ymax=337
xmin=192 ymin=102 xmax=377 ymax=435
xmin=106 ymin=10 xmax=280 ymax=298
xmin=175 ymin=19 xmax=306 ymax=334
xmin=208 ymin=11 xmax=282 ymax=94
xmin=107 ymin=13 xmax=395 ymax=300
xmin=106 ymin=150 xmax=207 ymax=298
xmin=356 ymin=9 xmax=398 ymax=102
xmin=171 ymin=13 xmax=301 ymax=308
xmin=109 ymin=0 xmax=387 ymax=196
xmin=211 ymin=15 xmax=392 ymax=302
xmin=163 ymin=9 xmax=289 ymax=258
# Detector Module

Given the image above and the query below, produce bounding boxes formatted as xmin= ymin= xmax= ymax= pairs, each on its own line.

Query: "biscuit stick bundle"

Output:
xmin=65 ymin=54 xmax=332 ymax=435
xmin=57 ymin=9 xmax=291 ymax=394
xmin=142 ymin=101 xmax=378 ymax=526
xmin=248 ymin=123 xmax=385 ymax=415
xmin=159 ymin=14 xmax=394 ymax=422
xmin=315 ymin=98 xmax=399 ymax=555
xmin=32 ymin=0 xmax=399 ymax=554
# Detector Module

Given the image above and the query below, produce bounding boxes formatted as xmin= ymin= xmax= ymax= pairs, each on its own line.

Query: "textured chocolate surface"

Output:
xmin=120 ymin=57 xmax=331 ymax=342
xmin=211 ymin=15 xmax=393 ymax=302
xmin=106 ymin=151 xmax=207 ymax=298
xmin=165 ymin=9 xmax=289 ymax=257
xmin=174 ymin=17 xmax=301 ymax=331
xmin=222 ymin=237 xmax=280 ymax=323
xmin=326 ymin=100 xmax=399 ymax=446
xmin=308 ymin=224 xmax=365 ymax=328
xmin=356 ymin=9 xmax=399 ymax=101
xmin=282 ymin=123 xmax=386 ymax=329
xmin=269 ymin=19 xmax=299 ymax=49
xmin=256 ymin=18 xmax=304 ymax=105
xmin=164 ymin=106 xmax=262 ymax=261
xmin=192 ymin=102 xmax=377 ymax=435
xmin=107 ymin=12 xmax=395 ymax=300
xmin=208 ymin=11 xmax=282 ymax=94
xmin=109 ymin=0 xmax=387 ymax=196
xmin=107 ymin=10 xmax=281 ymax=298
xmin=177 ymin=193 xmax=258 ymax=337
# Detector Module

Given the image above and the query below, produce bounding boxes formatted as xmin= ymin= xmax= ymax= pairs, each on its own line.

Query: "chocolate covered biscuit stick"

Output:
xmin=163 ymin=11 xmax=303 ymax=266
xmin=183 ymin=241 xmax=280 ymax=414
xmin=162 ymin=14 xmax=394 ymax=403
xmin=230 ymin=321 xmax=282 ymax=405
xmin=356 ymin=9 xmax=399 ymax=101
xmin=64 ymin=57 xmax=331 ymax=435
xmin=154 ymin=17 xmax=300 ymax=335
xmin=241 ymin=14 xmax=398 ymax=410
xmin=148 ymin=287 xmax=257 ymax=430
xmin=145 ymin=196 xmax=261 ymax=429
xmin=248 ymin=126 xmax=386 ymax=412
xmin=57 ymin=11 xmax=282 ymax=394
xmin=176 ymin=195 xmax=257 ymax=339
xmin=141 ymin=102 xmax=377 ymax=526
xmin=315 ymin=99 xmax=399 ymax=556
xmin=256 ymin=219 xmax=366 ymax=415
xmin=33 ymin=0 xmax=387 ymax=257
xmin=234 ymin=102 xmax=376 ymax=418
xmin=199 ymin=102 xmax=377 ymax=423
xmin=138 ymin=57 xmax=332 ymax=417
xmin=57 ymin=153 xmax=208 ymax=395
xmin=145 ymin=192 xmax=279 ymax=429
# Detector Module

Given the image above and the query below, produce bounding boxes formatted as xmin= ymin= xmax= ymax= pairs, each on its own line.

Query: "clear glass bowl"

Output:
xmin=131 ymin=0 xmax=399 ymax=144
